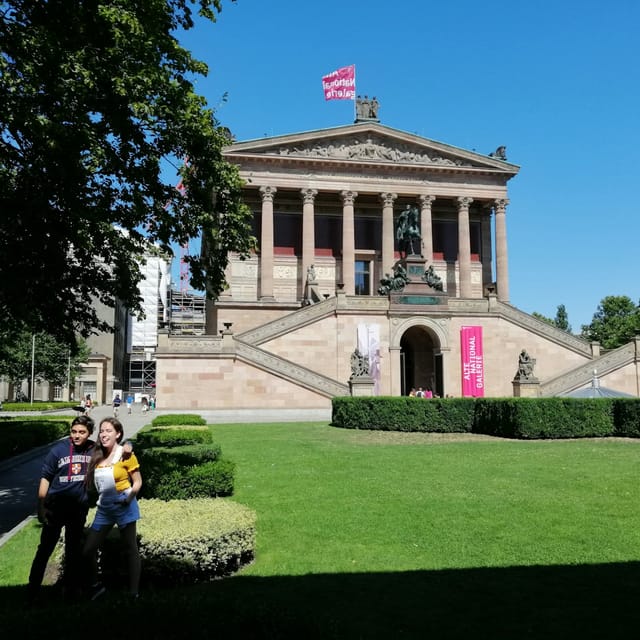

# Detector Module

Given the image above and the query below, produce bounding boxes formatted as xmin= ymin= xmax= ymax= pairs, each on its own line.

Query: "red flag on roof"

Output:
xmin=322 ymin=65 xmax=355 ymax=101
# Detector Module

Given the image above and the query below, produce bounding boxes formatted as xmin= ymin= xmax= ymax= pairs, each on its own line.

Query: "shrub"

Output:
xmin=138 ymin=443 xmax=223 ymax=497
xmin=0 ymin=419 xmax=71 ymax=460
xmin=151 ymin=414 xmax=206 ymax=427
xmin=613 ymin=399 xmax=640 ymax=437
xmin=135 ymin=426 xmax=213 ymax=449
xmin=85 ymin=498 xmax=256 ymax=585
xmin=473 ymin=398 xmax=615 ymax=439
xmin=331 ymin=396 xmax=474 ymax=432
xmin=148 ymin=459 xmax=236 ymax=500
xmin=0 ymin=401 xmax=78 ymax=412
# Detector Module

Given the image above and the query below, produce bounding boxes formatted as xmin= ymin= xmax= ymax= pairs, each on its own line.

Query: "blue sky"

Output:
xmin=174 ymin=0 xmax=639 ymax=330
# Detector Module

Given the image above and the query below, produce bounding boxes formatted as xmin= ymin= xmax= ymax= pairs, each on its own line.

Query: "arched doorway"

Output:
xmin=400 ymin=326 xmax=443 ymax=397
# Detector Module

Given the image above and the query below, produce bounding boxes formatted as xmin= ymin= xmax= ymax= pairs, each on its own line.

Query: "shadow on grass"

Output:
xmin=2 ymin=561 xmax=639 ymax=638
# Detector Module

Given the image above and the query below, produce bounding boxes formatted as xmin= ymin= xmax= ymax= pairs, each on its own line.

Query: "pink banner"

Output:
xmin=460 ymin=326 xmax=485 ymax=397
xmin=322 ymin=65 xmax=355 ymax=100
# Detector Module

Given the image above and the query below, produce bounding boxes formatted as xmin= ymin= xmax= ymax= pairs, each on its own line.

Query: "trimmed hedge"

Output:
xmin=84 ymin=498 xmax=256 ymax=585
xmin=332 ymin=396 xmax=640 ymax=439
xmin=151 ymin=414 xmax=206 ymax=427
xmin=135 ymin=426 xmax=213 ymax=449
xmin=1 ymin=401 xmax=78 ymax=412
xmin=474 ymin=398 xmax=615 ymax=439
xmin=148 ymin=459 xmax=236 ymax=500
xmin=332 ymin=396 xmax=474 ymax=432
xmin=135 ymin=422 xmax=235 ymax=498
xmin=0 ymin=419 xmax=71 ymax=460
xmin=613 ymin=399 xmax=640 ymax=437
xmin=138 ymin=444 xmax=236 ymax=500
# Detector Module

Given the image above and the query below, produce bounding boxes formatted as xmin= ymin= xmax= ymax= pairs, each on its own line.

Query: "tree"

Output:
xmin=581 ymin=296 xmax=640 ymax=349
xmin=0 ymin=327 xmax=90 ymax=396
xmin=532 ymin=304 xmax=572 ymax=333
xmin=554 ymin=304 xmax=572 ymax=333
xmin=0 ymin=1 xmax=254 ymax=347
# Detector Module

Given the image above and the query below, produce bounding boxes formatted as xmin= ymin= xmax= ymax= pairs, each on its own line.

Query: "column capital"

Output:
xmin=340 ymin=190 xmax=358 ymax=206
xmin=300 ymin=188 xmax=318 ymax=204
xmin=379 ymin=192 xmax=397 ymax=207
xmin=419 ymin=194 xmax=436 ymax=207
xmin=259 ymin=185 xmax=277 ymax=202
xmin=457 ymin=196 xmax=473 ymax=209
xmin=494 ymin=198 xmax=509 ymax=213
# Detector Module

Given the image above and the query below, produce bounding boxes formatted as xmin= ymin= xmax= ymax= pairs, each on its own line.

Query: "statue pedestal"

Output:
xmin=389 ymin=255 xmax=448 ymax=308
xmin=512 ymin=378 xmax=540 ymax=397
xmin=349 ymin=376 xmax=375 ymax=397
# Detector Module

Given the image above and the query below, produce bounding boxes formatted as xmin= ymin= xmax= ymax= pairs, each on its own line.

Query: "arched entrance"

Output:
xmin=400 ymin=326 xmax=443 ymax=397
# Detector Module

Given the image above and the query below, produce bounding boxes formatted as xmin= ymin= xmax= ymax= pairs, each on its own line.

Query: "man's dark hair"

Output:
xmin=71 ymin=414 xmax=94 ymax=434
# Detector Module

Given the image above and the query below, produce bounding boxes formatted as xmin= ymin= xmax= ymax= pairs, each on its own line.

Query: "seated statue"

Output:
xmin=516 ymin=350 xmax=536 ymax=380
xmin=350 ymin=348 xmax=370 ymax=378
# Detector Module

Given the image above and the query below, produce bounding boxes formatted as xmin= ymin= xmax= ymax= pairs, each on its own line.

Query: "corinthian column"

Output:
xmin=419 ymin=194 xmax=435 ymax=262
xmin=259 ymin=185 xmax=276 ymax=300
xmin=341 ymin=190 xmax=357 ymax=295
xmin=301 ymin=188 xmax=318 ymax=292
xmin=457 ymin=196 xmax=473 ymax=298
xmin=494 ymin=198 xmax=510 ymax=302
xmin=380 ymin=192 xmax=397 ymax=273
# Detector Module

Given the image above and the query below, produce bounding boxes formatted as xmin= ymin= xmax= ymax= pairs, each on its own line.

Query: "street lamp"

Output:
xmin=30 ymin=334 xmax=35 ymax=405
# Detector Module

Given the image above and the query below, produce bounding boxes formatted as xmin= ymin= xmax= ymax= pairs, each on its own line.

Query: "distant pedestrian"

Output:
xmin=141 ymin=396 xmax=149 ymax=413
xmin=112 ymin=394 xmax=122 ymax=417
xmin=126 ymin=394 xmax=134 ymax=414
xmin=84 ymin=395 xmax=93 ymax=415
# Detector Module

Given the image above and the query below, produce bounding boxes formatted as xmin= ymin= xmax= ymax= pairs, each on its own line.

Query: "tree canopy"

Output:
xmin=0 ymin=0 xmax=254 ymax=346
xmin=532 ymin=304 xmax=572 ymax=333
xmin=581 ymin=295 xmax=640 ymax=349
xmin=0 ymin=328 xmax=90 ymax=392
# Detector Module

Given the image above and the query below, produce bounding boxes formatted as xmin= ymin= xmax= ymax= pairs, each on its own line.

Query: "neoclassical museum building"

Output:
xmin=155 ymin=111 xmax=640 ymax=410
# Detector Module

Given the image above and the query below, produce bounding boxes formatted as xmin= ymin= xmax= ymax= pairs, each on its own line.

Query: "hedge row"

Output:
xmin=1 ymin=401 xmax=78 ymax=412
xmin=0 ymin=418 xmax=71 ymax=460
xmin=332 ymin=396 xmax=640 ymax=439
xmin=332 ymin=397 xmax=475 ymax=432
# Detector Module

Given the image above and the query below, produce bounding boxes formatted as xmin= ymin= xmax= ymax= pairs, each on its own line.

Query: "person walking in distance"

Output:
xmin=83 ymin=418 xmax=142 ymax=599
xmin=126 ymin=393 xmax=134 ymax=414
xmin=112 ymin=394 xmax=122 ymax=418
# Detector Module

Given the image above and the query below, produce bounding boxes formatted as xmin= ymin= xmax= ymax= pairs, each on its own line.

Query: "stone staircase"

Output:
xmin=540 ymin=341 xmax=637 ymax=396
xmin=235 ymin=341 xmax=349 ymax=398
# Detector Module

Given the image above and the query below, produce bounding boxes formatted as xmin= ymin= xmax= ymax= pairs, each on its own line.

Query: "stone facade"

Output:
xmin=154 ymin=122 xmax=640 ymax=409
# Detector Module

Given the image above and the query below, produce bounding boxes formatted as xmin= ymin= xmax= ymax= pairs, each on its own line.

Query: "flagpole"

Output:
xmin=353 ymin=65 xmax=357 ymax=121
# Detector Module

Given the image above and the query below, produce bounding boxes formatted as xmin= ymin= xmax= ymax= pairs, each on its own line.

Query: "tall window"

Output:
xmin=355 ymin=260 xmax=371 ymax=295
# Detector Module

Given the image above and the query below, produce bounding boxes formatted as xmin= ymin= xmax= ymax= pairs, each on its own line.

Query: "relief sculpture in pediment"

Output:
xmin=275 ymin=134 xmax=468 ymax=167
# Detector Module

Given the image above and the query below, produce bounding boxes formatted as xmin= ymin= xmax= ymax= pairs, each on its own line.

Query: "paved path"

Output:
xmin=0 ymin=405 xmax=330 ymax=543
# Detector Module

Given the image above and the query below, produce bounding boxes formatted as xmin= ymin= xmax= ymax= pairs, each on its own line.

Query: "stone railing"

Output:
xmin=540 ymin=342 xmax=637 ymax=396
xmin=156 ymin=332 xmax=225 ymax=354
xmin=235 ymin=342 xmax=349 ymax=398
xmin=237 ymin=296 xmax=338 ymax=346
xmin=494 ymin=302 xmax=592 ymax=357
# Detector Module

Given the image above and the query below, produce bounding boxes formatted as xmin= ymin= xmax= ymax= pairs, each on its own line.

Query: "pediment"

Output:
xmin=225 ymin=123 xmax=519 ymax=173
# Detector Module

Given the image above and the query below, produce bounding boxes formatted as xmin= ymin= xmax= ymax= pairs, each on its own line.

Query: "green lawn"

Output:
xmin=2 ymin=423 xmax=640 ymax=639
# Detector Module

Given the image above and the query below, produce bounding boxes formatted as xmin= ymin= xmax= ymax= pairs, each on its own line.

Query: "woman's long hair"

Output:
xmin=86 ymin=417 xmax=125 ymax=490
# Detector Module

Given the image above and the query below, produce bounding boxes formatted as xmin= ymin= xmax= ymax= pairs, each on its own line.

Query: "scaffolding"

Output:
xmin=168 ymin=288 xmax=206 ymax=335
xmin=127 ymin=348 xmax=156 ymax=393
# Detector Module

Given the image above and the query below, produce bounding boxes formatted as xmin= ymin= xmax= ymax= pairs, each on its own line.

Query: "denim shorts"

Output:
xmin=90 ymin=497 xmax=140 ymax=530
